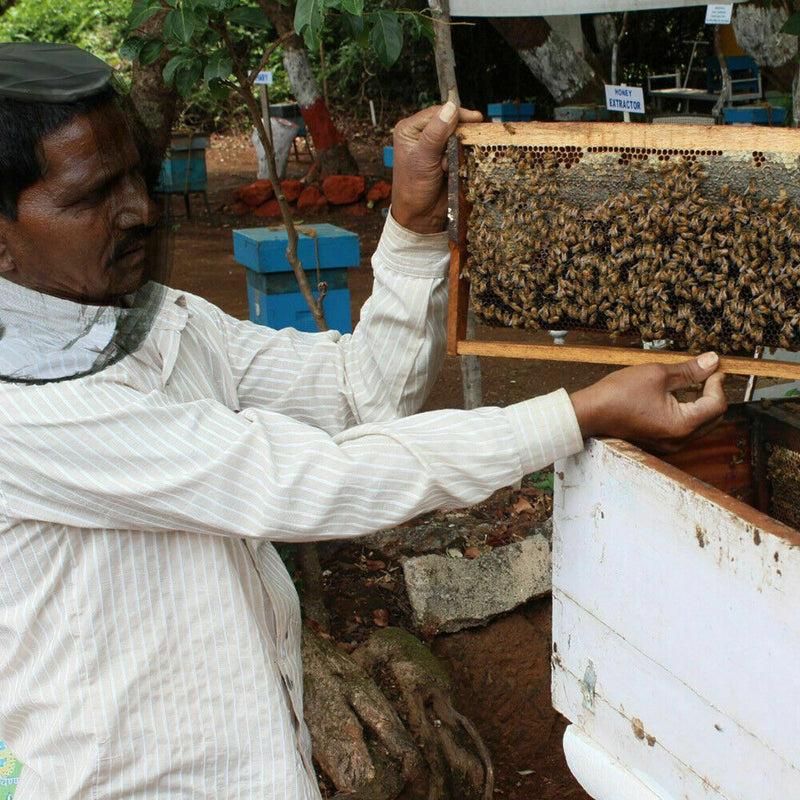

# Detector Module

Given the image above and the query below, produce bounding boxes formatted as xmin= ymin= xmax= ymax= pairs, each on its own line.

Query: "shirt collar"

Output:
xmin=0 ymin=278 xmax=183 ymax=383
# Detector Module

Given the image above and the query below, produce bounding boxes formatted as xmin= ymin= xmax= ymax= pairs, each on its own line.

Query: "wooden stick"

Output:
xmin=456 ymin=120 xmax=800 ymax=152
xmin=453 ymin=339 xmax=800 ymax=380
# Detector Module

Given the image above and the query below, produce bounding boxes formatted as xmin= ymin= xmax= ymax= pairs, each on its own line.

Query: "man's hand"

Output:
xmin=569 ymin=352 xmax=728 ymax=453
xmin=390 ymin=102 xmax=483 ymax=235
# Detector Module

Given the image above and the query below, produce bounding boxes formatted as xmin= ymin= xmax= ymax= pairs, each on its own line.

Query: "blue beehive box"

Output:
xmin=723 ymin=105 xmax=787 ymax=126
xmin=156 ymin=134 xmax=208 ymax=192
xmin=488 ymin=102 xmax=535 ymax=122
xmin=383 ymin=146 xmax=394 ymax=168
xmin=232 ymin=224 xmax=359 ymax=334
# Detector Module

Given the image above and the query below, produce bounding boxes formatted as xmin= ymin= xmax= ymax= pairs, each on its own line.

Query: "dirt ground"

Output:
xmin=164 ymin=128 xmax=743 ymax=799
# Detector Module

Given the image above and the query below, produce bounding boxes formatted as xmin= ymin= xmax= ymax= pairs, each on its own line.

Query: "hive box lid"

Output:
xmin=233 ymin=223 xmax=360 ymax=273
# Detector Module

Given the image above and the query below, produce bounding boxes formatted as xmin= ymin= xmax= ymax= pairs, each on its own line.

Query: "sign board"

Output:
xmin=705 ymin=3 xmax=733 ymax=23
xmin=604 ymin=84 xmax=645 ymax=113
xmin=253 ymin=71 xmax=273 ymax=86
xmin=450 ymin=0 xmax=741 ymax=14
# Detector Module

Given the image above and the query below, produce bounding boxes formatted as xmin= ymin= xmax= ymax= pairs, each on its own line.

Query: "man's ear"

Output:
xmin=0 ymin=223 xmax=14 ymax=274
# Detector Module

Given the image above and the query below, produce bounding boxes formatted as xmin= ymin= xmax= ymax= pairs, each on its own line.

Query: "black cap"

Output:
xmin=0 ymin=42 xmax=112 ymax=103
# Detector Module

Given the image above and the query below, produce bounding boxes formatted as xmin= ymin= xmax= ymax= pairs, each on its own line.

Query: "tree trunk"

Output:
xmin=260 ymin=0 xmax=359 ymax=176
xmin=732 ymin=2 xmax=797 ymax=69
xmin=489 ymin=16 xmax=605 ymax=105
xmin=128 ymin=10 xmax=178 ymax=163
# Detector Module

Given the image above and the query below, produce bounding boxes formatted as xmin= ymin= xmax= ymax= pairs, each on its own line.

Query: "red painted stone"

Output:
xmin=238 ymin=179 xmax=273 ymax=207
xmin=366 ymin=180 xmax=392 ymax=205
xmin=253 ymin=199 xmax=282 ymax=217
xmin=280 ymin=179 xmax=304 ymax=203
xmin=342 ymin=202 xmax=369 ymax=216
xmin=296 ymin=185 xmax=322 ymax=212
xmin=322 ymin=175 xmax=365 ymax=205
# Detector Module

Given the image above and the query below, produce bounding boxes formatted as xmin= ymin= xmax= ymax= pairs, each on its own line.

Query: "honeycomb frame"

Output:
xmin=446 ymin=121 xmax=800 ymax=379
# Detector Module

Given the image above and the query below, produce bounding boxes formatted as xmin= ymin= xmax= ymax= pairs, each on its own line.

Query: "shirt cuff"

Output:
xmin=372 ymin=207 xmax=450 ymax=278
xmin=502 ymin=389 xmax=585 ymax=475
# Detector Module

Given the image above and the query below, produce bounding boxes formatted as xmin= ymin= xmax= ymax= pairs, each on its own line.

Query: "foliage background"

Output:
xmin=0 ymin=0 xmax=747 ymax=130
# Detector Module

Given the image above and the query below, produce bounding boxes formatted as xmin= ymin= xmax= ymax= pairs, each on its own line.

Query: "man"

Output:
xmin=0 ymin=43 xmax=726 ymax=799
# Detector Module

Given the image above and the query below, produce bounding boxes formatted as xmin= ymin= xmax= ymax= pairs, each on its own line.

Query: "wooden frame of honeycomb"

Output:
xmin=447 ymin=122 xmax=800 ymax=379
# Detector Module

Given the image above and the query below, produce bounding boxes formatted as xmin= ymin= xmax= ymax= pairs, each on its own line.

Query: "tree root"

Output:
xmin=303 ymin=625 xmax=493 ymax=799
xmin=302 ymin=626 xmax=427 ymax=800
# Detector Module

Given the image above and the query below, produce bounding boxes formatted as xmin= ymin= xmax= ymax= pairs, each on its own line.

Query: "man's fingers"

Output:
xmin=680 ymin=371 xmax=728 ymax=428
xmin=665 ymin=351 xmax=720 ymax=392
xmin=402 ymin=103 xmax=482 ymax=163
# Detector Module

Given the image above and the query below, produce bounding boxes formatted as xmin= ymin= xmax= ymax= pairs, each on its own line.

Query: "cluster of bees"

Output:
xmin=768 ymin=443 xmax=800 ymax=530
xmin=461 ymin=144 xmax=800 ymax=354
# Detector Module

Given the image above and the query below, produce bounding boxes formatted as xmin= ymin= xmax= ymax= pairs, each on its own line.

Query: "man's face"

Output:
xmin=0 ymin=102 xmax=158 ymax=304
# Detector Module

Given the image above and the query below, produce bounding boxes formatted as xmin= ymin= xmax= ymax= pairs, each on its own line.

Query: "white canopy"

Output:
xmin=450 ymin=0 xmax=736 ymax=16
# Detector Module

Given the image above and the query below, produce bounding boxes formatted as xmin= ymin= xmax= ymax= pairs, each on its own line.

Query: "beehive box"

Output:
xmin=232 ymin=223 xmax=358 ymax=334
xmin=448 ymin=122 xmax=800 ymax=379
xmin=552 ymin=401 xmax=800 ymax=800
xmin=156 ymin=134 xmax=209 ymax=193
xmin=487 ymin=101 xmax=535 ymax=122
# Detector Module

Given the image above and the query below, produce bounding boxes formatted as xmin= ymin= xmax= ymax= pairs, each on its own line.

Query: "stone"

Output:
xmin=342 ymin=202 xmax=369 ymax=216
xmin=253 ymin=199 xmax=282 ymax=217
xmin=366 ymin=180 xmax=391 ymax=208
xmin=236 ymin=179 xmax=273 ymax=207
xmin=280 ymin=179 xmax=304 ymax=203
xmin=402 ymin=520 xmax=552 ymax=635
xmin=296 ymin=185 xmax=321 ymax=212
xmin=322 ymin=175 xmax=365 ymax=205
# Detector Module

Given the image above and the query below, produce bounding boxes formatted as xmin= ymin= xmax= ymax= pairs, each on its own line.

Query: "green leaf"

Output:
xmin=781 ymin=12 xmax=800 ymax=35
xmin=204 ymin=49 xmax=233 ymax=82
xmin=192 ymin=0 xmax=233 ymax=8
xmin=408 ymin=11 xmax=434 ymax=44
xmin=163 ymin=6 xmax=198 ymax=44
xmin=294 ymin=0 xmax=325 ymax=50
xmin=336 ymin=0 xmax=363 ymax=13
xmin=227 ymin=5 xmax=272 ymax=28
xmin=139 ymin=37 xmax=165 ymax=64
xmin=208 ymin=77 xmax=231 ymax=100
xmin=175 ymin=57 xmax=204 ymax=96
xmin=162 ymin=53 xmax=189 ymax=85
xmin=340 ymin=10 xmax=364 ymax=39
xmin=368 ymin=10 xmax=402 ymax=67
xmin=127 ymin=0 xmax=163 ymax=30
xmin=119 ymin=36 xmax=145 ymax=61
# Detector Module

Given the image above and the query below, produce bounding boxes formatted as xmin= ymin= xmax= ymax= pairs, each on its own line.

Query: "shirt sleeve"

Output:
xmin=0 ymin=382 xmax=583 ymax=542
xmin=218 ymin=211 xmax=451 ymax=433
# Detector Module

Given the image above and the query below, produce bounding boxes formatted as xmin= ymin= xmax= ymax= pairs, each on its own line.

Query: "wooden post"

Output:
xmin=428 ymin=0 xmax=484 ymax=411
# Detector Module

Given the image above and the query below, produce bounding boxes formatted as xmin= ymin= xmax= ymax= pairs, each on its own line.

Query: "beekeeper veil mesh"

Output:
xmin=0 ymin=42 xmax=172 ymax=383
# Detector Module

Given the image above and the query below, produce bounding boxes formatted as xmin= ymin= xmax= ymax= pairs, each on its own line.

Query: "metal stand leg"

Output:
xmin=202 ymin=191 xmax=216 ymax=226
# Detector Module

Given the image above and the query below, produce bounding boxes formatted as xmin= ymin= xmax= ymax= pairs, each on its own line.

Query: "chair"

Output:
xmin=706 ymin=56 xmax=762 ymax=104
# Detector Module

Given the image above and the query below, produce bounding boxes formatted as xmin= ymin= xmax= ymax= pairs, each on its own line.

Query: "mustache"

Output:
xmin=110 ymin=226 xmax=157 ymax=264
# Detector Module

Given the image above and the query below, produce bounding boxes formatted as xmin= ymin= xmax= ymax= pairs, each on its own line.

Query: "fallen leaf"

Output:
xmin=463 ymin=547 xmax=481 ymax=559
xmin=511 ymin=496 xmax=534 ymax=514
xmin=446 ymin=547 xmax=464 ymax=558
xmin=373 ymin=608 xmax=389 ymax=627
xmin=365 ymin=558 xmax=386 ymax=571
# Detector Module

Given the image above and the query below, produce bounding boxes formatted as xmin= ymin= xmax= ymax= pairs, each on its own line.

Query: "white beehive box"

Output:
xmin=552 ymin=435 xmax=800 ymax=800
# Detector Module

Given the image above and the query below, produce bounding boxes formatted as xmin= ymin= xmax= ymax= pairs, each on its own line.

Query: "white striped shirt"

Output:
xmin=0 ymin=213 xmax=583 ymax=799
